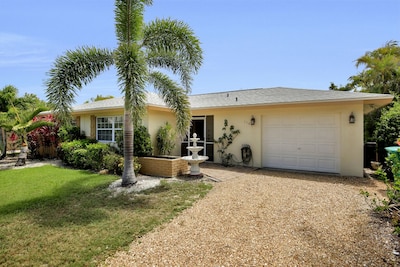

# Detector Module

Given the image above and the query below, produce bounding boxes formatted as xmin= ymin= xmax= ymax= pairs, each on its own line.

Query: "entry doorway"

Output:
xmin=181 ymin=116 xmax=214 ymax=161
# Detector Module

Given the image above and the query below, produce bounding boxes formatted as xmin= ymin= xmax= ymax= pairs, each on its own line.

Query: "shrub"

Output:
xmin=103 ymin=154 xmax=141 ymax=175
xmin=156 ymin=122 xmax=176 ymax=155
xmin=362 ymin=151 xmax=400 ymax=234
xmin=58 ymin=125 xmax=86 ymax=142
xmin=72 ymin=148 xmax=89 ymax=169
xmin=58 ymin=139 xmax=97 ymax=166
xmin=116 ymin=125 xmax=153 ymax=156
xmin=59 ymin=139 xmax=97 ymax=167
xmin=59 ymin=140 xmax=85 ymax=165
xmin=134 ymin=125 xmax=153 ymax=156
xmin=85 ymin=143 xmax=112 ymax=170
xmin=374 ymin=101 xmax=400 ymax=162
xmin=27 ymin=114 xmax=60 ymax=159
xmin=103 ymin=153 xmax=124 ymax=175
xmin=59 ymin=139 xmax=141 ymax=175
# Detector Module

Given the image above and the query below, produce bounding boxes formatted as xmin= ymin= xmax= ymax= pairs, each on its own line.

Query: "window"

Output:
xmin=96 ymin=116 xmax=123 ymax=142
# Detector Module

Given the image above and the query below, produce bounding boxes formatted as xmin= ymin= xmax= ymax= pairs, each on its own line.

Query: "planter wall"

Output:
xmin=138 ymin=156 xmax=189 ymax=178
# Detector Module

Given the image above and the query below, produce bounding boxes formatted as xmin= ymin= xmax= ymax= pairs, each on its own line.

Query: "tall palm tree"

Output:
xmin=46 ymin=0 xmax=203 ymax=186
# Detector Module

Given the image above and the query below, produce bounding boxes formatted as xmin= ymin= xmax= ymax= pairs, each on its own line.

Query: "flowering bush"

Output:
xmin=27 ymin=114 xmax=59 ymax=159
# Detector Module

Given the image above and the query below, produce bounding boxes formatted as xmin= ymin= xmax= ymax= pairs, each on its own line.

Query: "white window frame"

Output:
xmin=96 ymin=116 xmax=123 ymax=143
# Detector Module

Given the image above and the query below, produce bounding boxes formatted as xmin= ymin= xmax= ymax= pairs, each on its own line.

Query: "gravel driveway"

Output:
xmin=104 ymin=167 xmax=400 ymax=266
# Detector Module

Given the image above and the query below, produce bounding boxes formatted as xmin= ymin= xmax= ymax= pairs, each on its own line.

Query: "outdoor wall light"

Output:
xmin=349 ymin=112 xmax=355 ymax=124
xmin=250 ymin=116 xmax=256 ymax=125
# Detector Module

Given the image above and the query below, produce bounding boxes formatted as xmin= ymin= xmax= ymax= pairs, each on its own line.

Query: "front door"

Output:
xmin=181 ymin=116 xmax=214 ymax=161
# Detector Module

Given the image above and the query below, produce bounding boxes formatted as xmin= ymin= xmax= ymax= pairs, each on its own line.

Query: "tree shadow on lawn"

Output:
xmin=0 ymin=170 xmax=167 ymax=228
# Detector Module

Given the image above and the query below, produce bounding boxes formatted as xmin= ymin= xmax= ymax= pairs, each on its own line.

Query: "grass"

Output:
xmin=0 ymin=165 xmax=212 ymax=266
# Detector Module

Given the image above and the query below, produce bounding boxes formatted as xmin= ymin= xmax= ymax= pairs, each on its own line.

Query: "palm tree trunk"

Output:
xmin=121 ymin=110 xmax=137 ymax=186
xmin=0 ymin=128 xmax=6 ymax=160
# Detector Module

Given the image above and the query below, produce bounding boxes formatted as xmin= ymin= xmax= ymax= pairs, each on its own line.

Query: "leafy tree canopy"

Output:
xmin=84 ymin=94 xmax=115 ymax=103
xmin=330 ymin=41 xmax=400 ymax=95
xmin=0 ymin=85 xmax=18 ymax=112
xmin=0 ymin=85 xmax=47 ymax=112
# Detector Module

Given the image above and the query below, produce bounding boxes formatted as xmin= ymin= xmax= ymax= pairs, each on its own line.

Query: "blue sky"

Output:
xmin=1 ymin=0 xmax=399 ymax=104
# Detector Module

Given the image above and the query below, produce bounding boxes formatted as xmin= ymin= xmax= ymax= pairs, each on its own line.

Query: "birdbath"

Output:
xmin=182 ymin=133 xmax=209 ymax=175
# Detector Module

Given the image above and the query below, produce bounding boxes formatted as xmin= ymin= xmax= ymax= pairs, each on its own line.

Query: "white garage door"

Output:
xmin=262 ymin=113 xmax=340 ymax=173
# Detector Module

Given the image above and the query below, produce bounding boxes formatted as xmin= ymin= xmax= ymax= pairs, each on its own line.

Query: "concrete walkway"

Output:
xmin=0 ymin=157 xmax=63 ymax=171
xmin=200 ymin=162 xmax=259 ymax=182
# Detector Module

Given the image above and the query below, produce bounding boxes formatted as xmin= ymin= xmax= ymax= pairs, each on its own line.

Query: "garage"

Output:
xmin=262 ymin=112 xmax=340 ymax=173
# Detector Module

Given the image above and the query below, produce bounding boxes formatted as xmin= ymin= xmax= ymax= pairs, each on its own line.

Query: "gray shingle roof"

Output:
xmin=72 ymin=87 xmax=393 ymax=112
xmin=72 ymin=92 xmax=166 ymax=112
xmin=189 ymin=87 xmax=393 ymax=109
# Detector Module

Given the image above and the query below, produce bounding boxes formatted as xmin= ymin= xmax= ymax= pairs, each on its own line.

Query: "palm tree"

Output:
xmin=46 ymin=0 xmax=203 ymax=186
xmin=349 ymin=41 xmax=400 ymax=95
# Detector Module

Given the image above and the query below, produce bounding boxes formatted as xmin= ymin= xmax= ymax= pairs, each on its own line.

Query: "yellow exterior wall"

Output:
xmin=74 ymin=100 xmax=367 ymax=177
xmin=78 ymin=110 xmax=123 ymax=140
xmin=76 ymin=108 xmax=181 ymax=156
xmin=144 ymin=109 xmax=181 ymax=156
xmin=193 ymin=101 xmax=365 ymax=177
xmin=79 ymin=115 xmax=91 ymax=138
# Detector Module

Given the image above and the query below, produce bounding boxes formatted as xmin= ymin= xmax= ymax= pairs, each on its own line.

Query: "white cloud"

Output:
xmin=0 ymin=32 xmax=52 ymax=68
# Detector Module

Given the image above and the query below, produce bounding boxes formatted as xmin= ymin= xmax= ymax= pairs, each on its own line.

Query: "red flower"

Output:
xmin=9 ymin=132 xmax=18 ymax=142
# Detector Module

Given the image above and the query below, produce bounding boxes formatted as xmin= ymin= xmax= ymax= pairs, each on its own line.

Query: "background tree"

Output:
xmin=352 ymin=41 xmax=400 ymax=95
xmin=0 ymin=85 xmax=17 ymax=158
xmin=46 ymin=0 xmax=203 ymax=186
xmin=0 ymin=85 xmax=18 ymax=112
xmin=374 ymin=101 xmax=400 ymax=162
xmin=84 ymin=94 xmax=115 ymax=103
xmin=0 ymin=85 xmax=49 ymax=159
xmin=344 ymin=41 xmax=400 ymax=95
xmin=330 ymin=41 xmax=400 ymax=94
xmin=330 ymin=41 xmax=400 ymax=150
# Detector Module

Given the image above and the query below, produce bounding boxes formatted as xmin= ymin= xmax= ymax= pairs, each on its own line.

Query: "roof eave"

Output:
xmin=190 ymin=95 xmax=394 ymax=110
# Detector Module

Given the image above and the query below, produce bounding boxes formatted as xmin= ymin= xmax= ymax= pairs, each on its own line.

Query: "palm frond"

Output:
xmin=143 ymin=18 xmax=203 ymax=92
xmin=45 ymin=46 xmax=114 ymax=122
xmin=25 ymin=121 xmax=54 ymax=133
xmin=149 ymin=71 xmax=191 ymax=135
xmin=146 ymin=50 xmax=193 ymax=91
xmin=115 ymin=43 xmax=148 ymax=122
xmin=23 ymin=107 xmax=49 ymax=123
xmin=115 ymin=0 xmax=152 ymax=44
xmin=0 ymin=112 xmax=14 ymax=131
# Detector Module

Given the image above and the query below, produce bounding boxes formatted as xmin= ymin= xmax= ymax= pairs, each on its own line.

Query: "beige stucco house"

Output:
xmin=71 ymin=87 xmax=393 ymax=177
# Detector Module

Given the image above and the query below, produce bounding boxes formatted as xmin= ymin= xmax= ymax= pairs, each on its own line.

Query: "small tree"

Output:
xmin=156 ymin=122 xmax=176 ymax=155
xmin=214 ymin=119 xmax=240 ymax=166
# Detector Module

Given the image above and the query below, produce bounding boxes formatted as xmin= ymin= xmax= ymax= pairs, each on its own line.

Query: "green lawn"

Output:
xmin=0 ymin=166 xmax=212 ymax=266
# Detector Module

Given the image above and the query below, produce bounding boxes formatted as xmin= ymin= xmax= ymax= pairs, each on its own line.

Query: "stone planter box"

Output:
xmin=138 ymin=156 xmax=189 ymax=178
